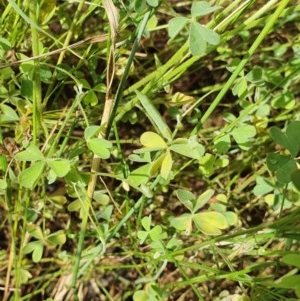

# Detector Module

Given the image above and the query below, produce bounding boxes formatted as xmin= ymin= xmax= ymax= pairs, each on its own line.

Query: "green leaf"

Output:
xmin=0 ymin=37 xmax=11 ymax=50
xmin=27 ymin=224 xmax=44 ymax=240
xmin=232 ymin=77 xmax=248 ymax=97
xmin=286 ymin=121 xmax=300 ymax=156
xmin=266 ymin=153 xmax=291 ymax=172
xmin=0 ymin=86 xmax=8 ymax=97
xmin=56 ymin=63 xmax=72 ymax=80
xmin=170 ymin=139 xmax=204 ymax=159
xmin=140 ymin=184 xmax=153 ymax=198
xmin=67 ymin=199 xmax=81 ymax=212
xmin=93 ymin=192 xmax=110 ymax=205
xmin=176 ymin=189 xmax=196 ymax=212
xmin=141 ymin=215 xmax=151 ymax=231
xmin=46 ymin=230 xmax=66 ymax=245
xmin=191 ymin=1 xmax=222 ymax=17
xmin=133 ymin=290 xmax=148 ymax=301
xmin=97 ymin=205 xmax=113 ymax=221
xmin=84 ymin=126 xmax=101 ymax=140
xmin=134 ymin=0 xmax=146 ymax=12
xmin=88 ymin=138 xmax=112 ymax=159
xmin=193 ymin=211 xmax=228 ymax=235
xmin=39 ymin=65 xmax=52 ymax=83
xmin=0 ymin=103 xmax=19 ymax=122
xmin=214 ymin=133 xmax=231 ymax=153
xmin=270 ymin=121 xmax=300 ymax=157
xmin=140 ymin=131 xmax=167 ymax=148
xmin=199 ymin=153 xmax=215 ymax=176
xmin=47 ymin=169 xmax=57 ymax=185
xmin=189 ymin=22 xmax=206 ymax=55
xmin=210 ymin=202 xmax=226 ymax=212
xmin=168 ymin=17 xmax=189 ymax=38
xmin=78 ymin=78 xmax=91 ymax=89
xmin=223 ymin=211 xmax=238 ymax=226
xmin=270 ymin=126 xmax=289 ymax=149
xmin=47 ymin=159 xmax=70 ymax=177
xmin=19 ymin=161 xmax=45 ymax=189
xmin=271 ymin=90 xmax=295 ymax=109
xmin=147 ymin=14 xmax=158 ymax=30
xmin=266 ymin=153 xmax=297 ymax=183
xmin=137 ymin=230 xmax=149 ymax=244
xmin=127 ymin=164 xmax=151 ymax=187
xmin=282 ymin=253 xmax=300 ymax=268
xmin=15 ymin=143 xmax=45 ymax=161
xmin=150 ymin=240 xmax=164 ymax=252
xmin=146 ymin=0 xmax=158 ymax=7
xmin=194 ymin=189 xmax=214 ymax=212
xmin=149 ymin=225 xmax=167 ymax=241
xmin=231 ymin=125 xmax=256 ymax=144
xmin=277 ymin=275 xmax=300 ymax=289
xmin=246 ymin=67 xmax=263 ymax=83
xmin=276 ymin=159 xmax=297 ymax=184
xmin=171 ymin=213 xmax=193 ymax=235
xmin=129 ymin=153 xmax=151 ymax=163
xmin=136 ymin=90 xmax=172 ymax=141
xmin=166 ymin=237 xmax=181 ymax=249
xmin=291 ymin=170 xmax=300 ymax=191
xmin=252 ymin=176 xmax=274 ymax=196
xmin=32 ymin=243 xmax=44 ymax=263
xmin=23 ymin=241 xmax=41 ymax=254
xmin=150 ymin=153 xmax=166 ymax=176
xmin=20 ymin=78 xmax=33 ymax=98
xmin=0 ymin=179 xmax=7 ymax=189
xmin=194 ymin=24 xmax=220 ymax=45
xmin=160 ymin=150 xmax=173 ymax=180
xmin=23 ymin=240 xmax=44 ymax=263
xmin=83 ymin=89 xmax=98 ymax=106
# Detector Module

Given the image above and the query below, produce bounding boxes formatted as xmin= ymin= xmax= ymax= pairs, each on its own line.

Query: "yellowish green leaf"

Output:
xmin=160 ymin=150 xmax=173 ymax=180
xmin=140 ymin=131 xmax=167 ymax=148
xmin=193 ymin=211 xmax=228 ymax=235
xmin=150 ymin=153 xmax=165 ymax=176
xmin=171 ymin=214 xmax=193 ymax=235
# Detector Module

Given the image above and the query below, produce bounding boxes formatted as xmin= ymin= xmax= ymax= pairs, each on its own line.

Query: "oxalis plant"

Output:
xmin=0 ymin=0 xmax=298 ymax=300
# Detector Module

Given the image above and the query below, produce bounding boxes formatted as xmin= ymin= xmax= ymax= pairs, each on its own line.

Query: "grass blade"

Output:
xmin=136 ymin=90 xmax=172 ymax=141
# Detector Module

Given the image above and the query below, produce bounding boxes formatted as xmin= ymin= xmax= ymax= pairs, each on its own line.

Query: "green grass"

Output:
xmin=0 ymin=0 xmax=300 ymax=300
